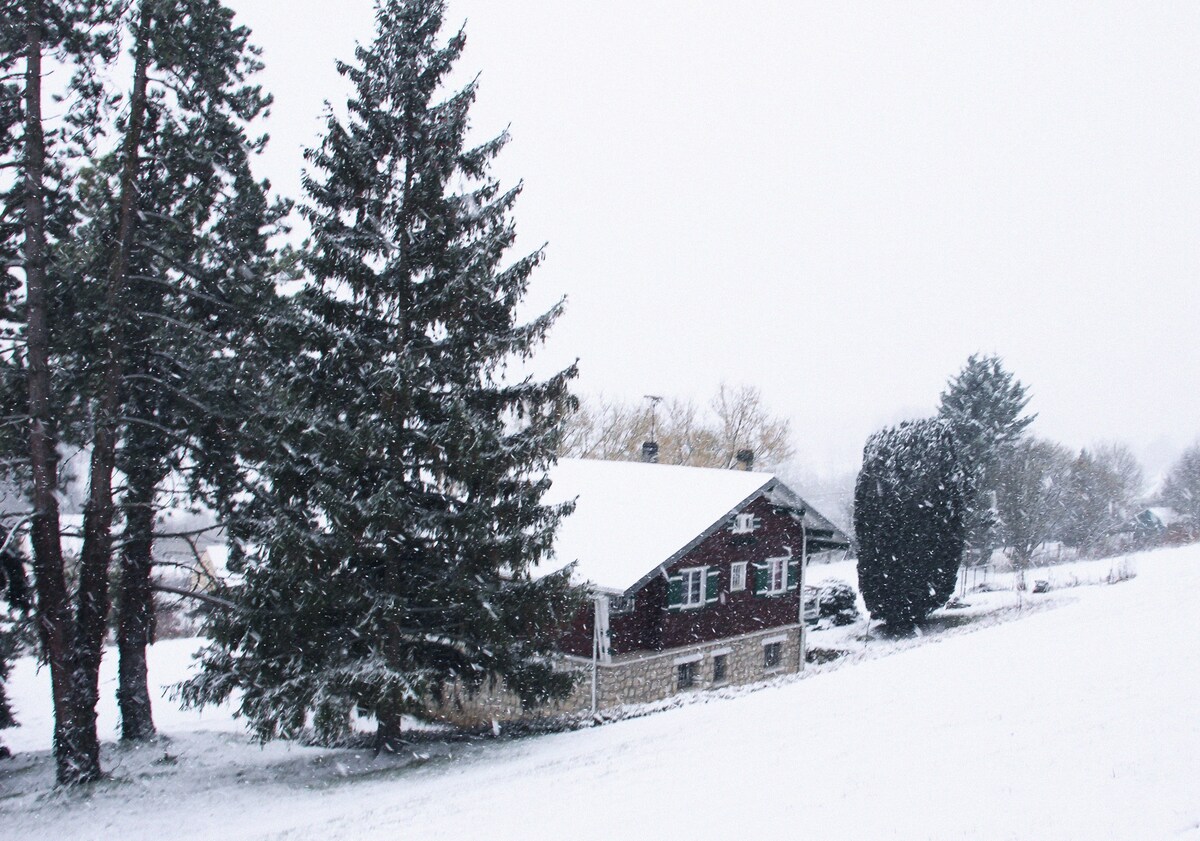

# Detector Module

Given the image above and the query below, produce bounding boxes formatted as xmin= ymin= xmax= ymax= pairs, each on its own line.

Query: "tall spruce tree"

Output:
xmin=93 ymin=0 xmax=283 ymax=744
xmin=4 ymin=0 xmax=123 ymax=785
xmin=854 ymin=419 xmax=966 ymax=630
xmin=180 ymin=0 xmax=582 ymax=751
xmin=937 ymin=354 xmax=1035 ymax=564
xmin=4 ymin=0 xmax=280 ymax=779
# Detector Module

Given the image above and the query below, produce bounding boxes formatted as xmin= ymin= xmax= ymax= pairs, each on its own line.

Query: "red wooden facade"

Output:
xmin=560 ymin=494 xmax=814 ymax=658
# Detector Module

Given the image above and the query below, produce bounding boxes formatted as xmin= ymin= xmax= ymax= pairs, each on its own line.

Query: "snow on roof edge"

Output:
xmin=541 ymin=458 xmax=802 ymax=593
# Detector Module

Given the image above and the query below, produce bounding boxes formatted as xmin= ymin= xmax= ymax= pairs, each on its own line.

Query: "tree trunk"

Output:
xmin=71 ymin=0 xmax=155 ymax=776
xmin=116 ymin=462 xmax=159 ymax=742
xmin=375 ymin=703 xmax=405 ymax=754
xmin=21 ymin=0 xmax=93 ymax=785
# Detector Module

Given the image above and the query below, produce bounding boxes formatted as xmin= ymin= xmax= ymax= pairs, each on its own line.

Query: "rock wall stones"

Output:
xmin=438 ymin=625 xmax=803 ymax=725
xmin=590 ymin=625 xmax=802 ymax=708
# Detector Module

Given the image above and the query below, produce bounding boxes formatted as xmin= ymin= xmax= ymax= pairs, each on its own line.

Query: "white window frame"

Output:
xmin=730 ymin=561 xmax=748 ymax=592
xmin=680 ymin=567 xmax=706 ymax=609
xmin=609 ymin=594 xmax=636 ymax=615
xmin=731 ymin=513 xmax=757 ymax=534
xmin=765 ymin=557 xmax=787 ymax=595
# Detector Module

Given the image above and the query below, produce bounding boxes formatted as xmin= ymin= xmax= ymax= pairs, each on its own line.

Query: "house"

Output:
xmin=1128 ymin=506 xmax=1197 ymax=547
xmin=536 ymin=457 xmax=850 ymax=713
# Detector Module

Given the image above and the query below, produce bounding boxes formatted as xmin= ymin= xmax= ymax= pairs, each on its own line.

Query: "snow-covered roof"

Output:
xmin=538 ymin=458 xmax=787 ymax=593
xmin=1144 ymin=507 xmax=1183 ymax=527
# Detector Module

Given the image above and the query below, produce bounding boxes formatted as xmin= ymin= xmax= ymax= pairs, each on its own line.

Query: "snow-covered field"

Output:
xmin=3 ymin=545 xmax=1199 ymax=840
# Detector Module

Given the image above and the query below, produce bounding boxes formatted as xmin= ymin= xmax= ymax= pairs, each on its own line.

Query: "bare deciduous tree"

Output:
xmin=995 ymin=437 xmax=1073 ymax=586
xmin=561 ymin=384 xmax=794 ymax=470
xmin=1060 ymin=442 xmax=1146 ymax=556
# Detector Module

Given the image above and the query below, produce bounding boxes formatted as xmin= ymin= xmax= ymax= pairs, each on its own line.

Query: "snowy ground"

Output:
xmin=3 ymin=545 xmax=1199 ymax=840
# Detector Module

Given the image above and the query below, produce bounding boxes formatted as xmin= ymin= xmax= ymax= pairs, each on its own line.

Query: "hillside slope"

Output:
xmin=4 ymin=545 xmax=1199 ymax=840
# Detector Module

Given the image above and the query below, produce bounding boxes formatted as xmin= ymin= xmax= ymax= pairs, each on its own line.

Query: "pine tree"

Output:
xmin=4 ymin=0 xmax=122 ymax=785
xmin=0 ymin=544 xmax=31 ymax=759
xmin=937 ymin=354 xmax=1035 ymax=563
xmin=97 ymin=0 xmax=283 ymax=744
xmin=854 ymin=419 xmax=966 ymax=630
xmin=4 ymin=0 xmax=280 ymax=778
xmin=1159 ymin=442 xmax=1200 ymax=535
xmin=181 ymin=0 xmax=583 ymax=751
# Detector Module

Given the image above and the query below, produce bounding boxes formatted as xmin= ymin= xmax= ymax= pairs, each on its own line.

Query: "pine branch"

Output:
xmin=153 ymin=582 xmax=235 ymax=610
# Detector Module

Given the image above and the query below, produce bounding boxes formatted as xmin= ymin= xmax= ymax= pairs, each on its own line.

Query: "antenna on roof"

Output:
xmin=643 ymin=394 xmax=663 ymax=441
xmin=642 ymin=395 xmax=663 ymax=464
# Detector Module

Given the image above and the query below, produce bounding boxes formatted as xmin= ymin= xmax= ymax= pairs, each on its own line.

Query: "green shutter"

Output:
xmin=667 ymin=574 xmax=684 ymax=611
xmin=752 ymin=562 xmax=768 ymax=596
xmin=787 ymin=558 xmax=800 ymax=591
xmin=705 ymin=567 xmax=720 ymax=604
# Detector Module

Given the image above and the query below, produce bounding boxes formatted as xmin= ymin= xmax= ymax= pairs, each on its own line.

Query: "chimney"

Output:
xmin=735 ymin=448 xmax=755 ymax=471
xmin=641 ymin=441 xmax=660 ymax=464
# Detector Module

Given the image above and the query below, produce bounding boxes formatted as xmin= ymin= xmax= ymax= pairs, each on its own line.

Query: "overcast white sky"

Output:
xmin=227 ymin=0 xmax=1200 ymax=480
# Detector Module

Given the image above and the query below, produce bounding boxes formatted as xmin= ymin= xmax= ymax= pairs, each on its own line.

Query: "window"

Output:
xmin=763 ymin=642 xmax=782 ymax=670
xmin=767 ymin=557 xmax=787 ymax=594
xmin=712 ymin=654 xmax=728 ymax=684
xmin=681 ymin=568 xmax=704 ymax=608
xmin=730 ymin=561 xmax=747 ymax=592
xmin=678 ymin=661 xmax=697 ymax=689
xmin=731 ymin=513 xmax=758 ymax=534
xmin=609 ymin=594 xmax=635 ymax=615
xmin=803 ymin=586 xmax=820 ymax=623
xmin=668 ymin=567 xmax=718 ymax=611
xmin=751 ymin=554 xmax=795 ymax=597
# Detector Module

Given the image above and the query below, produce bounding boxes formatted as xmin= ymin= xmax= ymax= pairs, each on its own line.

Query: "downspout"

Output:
xmin=798 ymin=514 xmax=808 ymax=672
xmin=591 ymin=596 xmax=599 ymax=717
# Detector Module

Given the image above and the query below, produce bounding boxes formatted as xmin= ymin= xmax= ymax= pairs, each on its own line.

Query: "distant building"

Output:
xmin=1129 ymin=506 xmax=1197 ymax=547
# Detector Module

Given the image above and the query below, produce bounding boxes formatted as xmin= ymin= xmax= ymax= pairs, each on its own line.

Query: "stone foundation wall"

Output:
xmin=590 ymin=624 xmax=801 ymax=709
xmin=438 ymin=625 xmax=802 ymax=725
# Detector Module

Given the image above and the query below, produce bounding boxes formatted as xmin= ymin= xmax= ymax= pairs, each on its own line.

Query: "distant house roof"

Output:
xmin=1137 ymin=507 xmax=1184 ymax=529
xmin=538 ymin=458 xmax=849 ymax=594
xmin=1146 ymin=507 xmax=1182 ymax=525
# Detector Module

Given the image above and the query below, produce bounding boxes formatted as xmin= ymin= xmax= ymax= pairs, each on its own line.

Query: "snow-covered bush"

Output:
xmin=814 ymin=580 xmax=860 ymax=626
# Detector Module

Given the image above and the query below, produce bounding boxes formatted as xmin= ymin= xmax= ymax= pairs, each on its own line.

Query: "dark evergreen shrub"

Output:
xmin=854 ymin=419 xmax=967 ymax=630
xmin=815 ymin=580 xmax=860 ymax=626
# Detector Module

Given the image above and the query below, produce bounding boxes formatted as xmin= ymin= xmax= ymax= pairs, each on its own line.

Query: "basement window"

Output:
xmin=678 ymin=660 xmax=697 ymax=689
xmin=763 ymin=642 xmax=782 ymax=670
xmin=712 ymin=654 xmax=728 ymax=685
